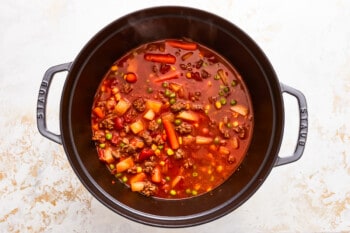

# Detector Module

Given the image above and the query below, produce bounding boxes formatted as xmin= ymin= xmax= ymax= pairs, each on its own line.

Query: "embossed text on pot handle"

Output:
xmin=275 ymin=83 xmax=308 ymax=166
xmin=37 ymin=62 xmax=72 ymax=144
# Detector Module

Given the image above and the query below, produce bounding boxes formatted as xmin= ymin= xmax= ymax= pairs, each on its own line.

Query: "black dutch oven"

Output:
xmin=37 ymin=6 xmax=308 ymax=228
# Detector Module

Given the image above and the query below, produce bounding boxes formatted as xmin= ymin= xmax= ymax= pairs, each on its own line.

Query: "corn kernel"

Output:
xmin=159 ymin=161 xmax=165 ymax=166
xmin=170 ymin=189 xmax=177 ymax=196
xmin=136 ymin=166 xmax=142 ymax=173
xmin=186 ymin=72 xmax=191 ymax=78
xmin=216 ymin=165 xmax=223 ymax=173
xmin=167 ymin=148 xmax=174 ymax=156
xmin=151 ymin=144 xmax=157 ymax=150
xmin=111 ymin=65 xmax=118 ymax=72
xmin=215 ymin=101 xmax=222 ymax=109
xmin=155 ymin=149 xmax=161 ymax=156
xmin=233 ymin=121 xmax=239 ymax=127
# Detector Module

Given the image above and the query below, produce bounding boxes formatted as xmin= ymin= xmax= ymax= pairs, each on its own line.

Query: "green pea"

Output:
xmin=174 ymin=119 xmax=182 ymax=126
xmin=147 ymin=87 xmax=153 ymax=93
xmin=169 ymin=98 xmax=176 ymax=105
xmin=162 ymin=82 xmax=169 ymax=88
xmin=105 ymin=133 xmax=112 ymax=140
xmin=220 ymin=97 xmax=227 ymax=105
xmin=192 ymin=190 xmax=198 ymax=196
xmin=231 ymin=80 xmax=237 ymax=87
xmin=213 ymin=137 xmax=220 ymax=145
xmin=164 ymin=89 xmax=171 ymax=97
xmin=99 ymin=143 xmax=106 ymax=148
xmin=230 ymin=99 xmax=237 ymax=106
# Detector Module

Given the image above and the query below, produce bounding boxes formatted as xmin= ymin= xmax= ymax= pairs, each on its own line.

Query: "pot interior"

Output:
xmin=60 ymin=6 xmax=283 ymax=227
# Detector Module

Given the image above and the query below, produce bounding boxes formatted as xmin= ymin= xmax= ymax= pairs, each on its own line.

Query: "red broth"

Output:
xmin=91 ymin=39 xmax=253 ymax=199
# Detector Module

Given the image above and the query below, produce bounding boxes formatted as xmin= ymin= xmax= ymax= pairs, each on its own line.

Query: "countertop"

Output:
xmin=1 ymin=0 xmax=350 ymax=232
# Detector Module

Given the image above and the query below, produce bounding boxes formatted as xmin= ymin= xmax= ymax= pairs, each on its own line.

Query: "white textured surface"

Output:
xmin=1 ymin=0 xmax=350 ymax=232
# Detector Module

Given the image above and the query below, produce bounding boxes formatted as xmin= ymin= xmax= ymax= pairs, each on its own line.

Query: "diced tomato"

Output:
xmin=138 ymin=148 xmax=155 ymax=161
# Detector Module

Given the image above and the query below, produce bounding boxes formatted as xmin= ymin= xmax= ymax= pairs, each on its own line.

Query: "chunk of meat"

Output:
xmin=170 ymin=102 xmax=187 ymax=113
xmin=92 ymin=130 xmax=105 ymax=142
xmin=148 ymin=120 xmax=159 ymax=131
xmin=174 ymin=148 xmax=185 ymax=160
xmin=175 ymin=122 xmax=193 ymax=135
xmin=139 ymin=130 xmax=153 ymax=146
xmin=132 ymin=97 xmax=146 ymax=112
xmin=140 ymin=181 xmax=158 ymax=196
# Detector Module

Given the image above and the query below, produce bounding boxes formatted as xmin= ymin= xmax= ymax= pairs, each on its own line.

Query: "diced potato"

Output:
xmin=195 ymin=136 xmax=213 ymax=144
xmin=135 ymin=140 xmax=145 ymax=149
xmin=218 ymin=146 xmax=230 ymax=155
xmin=131 ymin=181 xmax=145 ymax=192
xmin=143 ymin=109 xmax=155 ymax=120
xmin=146 ymin=99 xmax=163 ymax=114
xmin=151 ymin=167 xmax=162 ymax=183
xmin=130 ymin=172 xmax=146 ymax=184
xmin=230 ymin=104 xmax=249 ymax=116
xmin=177 ymin=110 xmax=199 ymax=122
xmin=114 ymin=98 xmax=131 ymax=116
xmin=102 ymin=148 xmax=115 ymax=163
xmin=182 ymin=135 xmax=195 ymax=145
xmin=130 ymin=119 xmax=144 ymax=134
xmin=116 ymin=157 xmax=134 ymax=173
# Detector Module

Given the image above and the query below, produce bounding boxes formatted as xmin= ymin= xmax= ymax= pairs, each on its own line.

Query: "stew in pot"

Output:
xmin=91 ymin=39 xmax=253 ymax=199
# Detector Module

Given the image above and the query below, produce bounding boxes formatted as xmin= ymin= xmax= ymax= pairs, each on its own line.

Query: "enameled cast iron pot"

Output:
xmin=37 ymin=6 xmax=308 ymax=228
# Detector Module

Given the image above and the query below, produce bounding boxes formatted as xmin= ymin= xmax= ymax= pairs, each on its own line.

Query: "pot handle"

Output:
xmin=37 ymin=62 xmax=72 ymax=145
xmin=274 ymin=83 xmax=308 ymax=166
